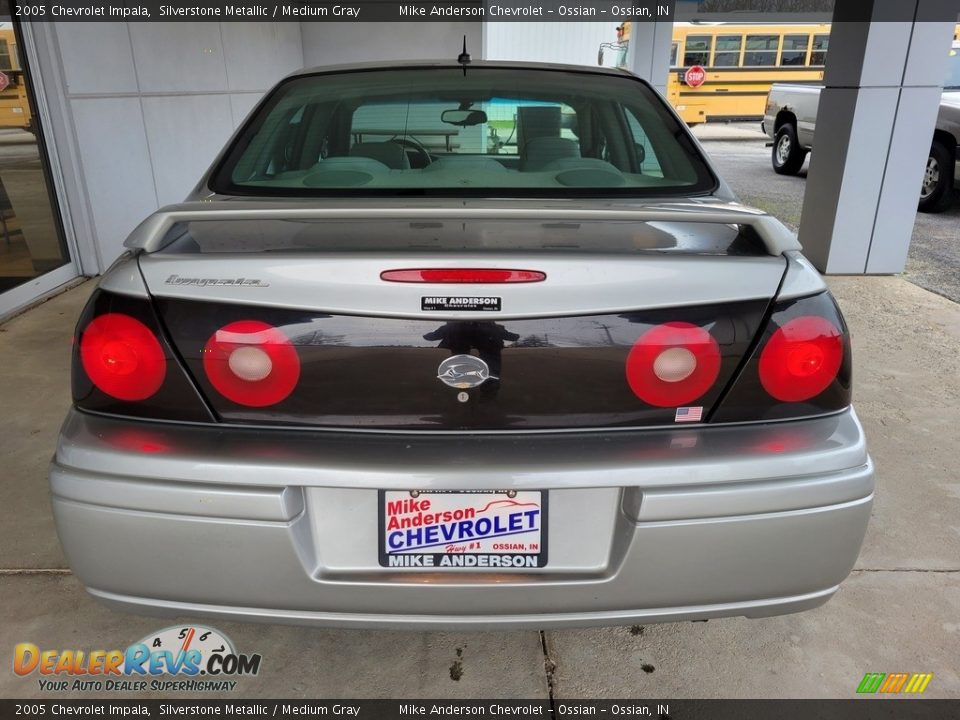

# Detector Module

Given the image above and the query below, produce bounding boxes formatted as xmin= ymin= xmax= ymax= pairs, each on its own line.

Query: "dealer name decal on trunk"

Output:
xmin=422 ymin=296 xmax=501 ymax=311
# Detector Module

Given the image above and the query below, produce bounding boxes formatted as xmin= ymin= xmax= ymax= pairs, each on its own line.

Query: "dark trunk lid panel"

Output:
xmin=155 ymin=298 xmax=771 ymax=430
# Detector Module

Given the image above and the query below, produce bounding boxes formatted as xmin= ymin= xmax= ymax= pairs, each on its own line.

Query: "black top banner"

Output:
xmin=6 ymin=0 xmax=956 ymax=23
xmin=7 ymin=0 xmax=954 ymax=23
xmin=9 ymin=0 xmax=677 ymax=22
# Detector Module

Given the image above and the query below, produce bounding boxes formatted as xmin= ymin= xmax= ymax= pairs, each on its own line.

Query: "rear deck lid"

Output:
xmin=138 ymin=216 xmax=787 ymax=430
xmin=140 ymin=215 xmax=785 ymax=317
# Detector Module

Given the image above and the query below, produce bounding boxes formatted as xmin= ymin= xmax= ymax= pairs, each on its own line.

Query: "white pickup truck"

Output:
xmin=763 ymin=44 xmax=960 ymax=213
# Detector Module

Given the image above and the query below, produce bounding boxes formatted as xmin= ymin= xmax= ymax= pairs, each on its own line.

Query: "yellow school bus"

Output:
xmin=667 ymin=22 xmax=831 ymax=125
xmin=0 ymin=24 xmax=33 ymax=132
xmin=605 ymin=22 xmax=830 ymax=125
xmin=608 ymin=21 xmax=960 ymax=126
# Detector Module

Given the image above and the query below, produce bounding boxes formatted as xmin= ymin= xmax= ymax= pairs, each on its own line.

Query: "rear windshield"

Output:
xmin=211 ymin=67 xmax=717 ymax=198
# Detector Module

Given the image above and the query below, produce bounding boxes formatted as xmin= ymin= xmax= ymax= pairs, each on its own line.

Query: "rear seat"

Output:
xmin=302 ymin=156 xmax=392 ymax=187
xmin=422 ymin=156 xmax=507 ymax=173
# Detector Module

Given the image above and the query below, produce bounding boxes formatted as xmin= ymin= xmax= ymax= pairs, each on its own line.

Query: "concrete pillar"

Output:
xmin=625 ymin=21 xmax=674 ymax=95
xmin=799 ymin=0 xmax=958 ymax=274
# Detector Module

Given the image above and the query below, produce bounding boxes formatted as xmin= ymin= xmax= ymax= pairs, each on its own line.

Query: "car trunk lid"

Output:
xmin=137 ymin=214 xmax=788 ymax=430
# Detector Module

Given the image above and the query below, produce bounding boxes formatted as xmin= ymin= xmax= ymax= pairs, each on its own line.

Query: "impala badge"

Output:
xmin=437 ymin=355 xmax=496 ymax=389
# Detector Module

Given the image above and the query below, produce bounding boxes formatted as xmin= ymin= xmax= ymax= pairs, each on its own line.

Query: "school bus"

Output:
xmin=0 ymin=24 xmax=33 ymax=132
xmin=604 ymin=22 xmax=830 ymax=125
xmin=668 ymin=22 xmax=831 ymax=125
xmin=606 ymin=21 xmax=960 ymax=126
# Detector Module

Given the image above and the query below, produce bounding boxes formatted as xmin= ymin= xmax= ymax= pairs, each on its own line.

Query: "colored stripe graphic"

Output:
xmin=904 ymin=673 xmax=934 ymax=694
xmin=879 ymin=672 xmax=909 ymax=693
xmin=856 ymin=672 xmax=933 ymax=694
xmin=857 ymin=673 xmax=885 ymax=694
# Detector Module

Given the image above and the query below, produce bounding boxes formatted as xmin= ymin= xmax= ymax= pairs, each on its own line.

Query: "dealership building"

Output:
xmin=0 ymin=1 xmax=956 ymax=318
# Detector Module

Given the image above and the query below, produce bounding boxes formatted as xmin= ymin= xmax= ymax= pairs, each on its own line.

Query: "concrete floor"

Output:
xmin=1 ymin=272 xmax=958 ymax=699
xmin=706 ymin=135 xmax=960 ymax=305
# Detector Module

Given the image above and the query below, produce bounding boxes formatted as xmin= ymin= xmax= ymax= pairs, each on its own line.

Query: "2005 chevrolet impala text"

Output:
xmin=50 ymin=60 xmax=873 ymax=629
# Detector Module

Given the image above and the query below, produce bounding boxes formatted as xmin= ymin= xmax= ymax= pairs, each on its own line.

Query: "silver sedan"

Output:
xmin=51 ymin=61 xmax=872 ymax=628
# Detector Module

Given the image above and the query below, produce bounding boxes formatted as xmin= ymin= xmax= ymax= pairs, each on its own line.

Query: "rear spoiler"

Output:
xmin=124 ymin=201 xmax=803 ymax=256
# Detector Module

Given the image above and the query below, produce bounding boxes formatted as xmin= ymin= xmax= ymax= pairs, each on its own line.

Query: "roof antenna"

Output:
xmin=457 ymin=35 xmax=471 ymax=76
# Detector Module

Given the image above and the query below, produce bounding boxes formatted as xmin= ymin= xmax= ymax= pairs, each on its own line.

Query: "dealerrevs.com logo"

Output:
xmin=13 ymin=625 xmax=261 ymax=692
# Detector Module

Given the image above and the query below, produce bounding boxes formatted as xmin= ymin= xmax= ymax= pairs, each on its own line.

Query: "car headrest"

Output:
xmin=350 ymin=142 xmax=410 ymax=170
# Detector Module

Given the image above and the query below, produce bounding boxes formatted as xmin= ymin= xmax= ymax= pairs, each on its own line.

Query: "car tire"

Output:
xmin=918 ymin=141 xmax=955 ymax=213
xmin=772 ymin=124 xmax=807 ymax=176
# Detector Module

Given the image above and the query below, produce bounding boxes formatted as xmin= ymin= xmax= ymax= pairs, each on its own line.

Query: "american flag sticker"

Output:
xmin=675 ymin=406 xmax=703 ymax=423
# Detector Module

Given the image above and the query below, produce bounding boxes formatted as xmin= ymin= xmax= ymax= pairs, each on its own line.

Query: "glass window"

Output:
xmin=683 ymin=35 xmax=711 ymax=66
xmin=0 ymin=22 xmax=71 ymax=296
xmin=624 ymin=109 xmax=663 ymax=178
xmin=811 ymin=34 xmax=830 ymax=66
xmin=670 ymin=43 xmax=679 ymax=67
xmin=780 ymin=35 xmax=809 ymax=66
xmin=214 ymin=67 xmax=717 ymax=197
xmin=743 ymin=35 xmax=780 ymax=66
xmin=944 ymin=47 xmax=960 ymax=89
xmin=713 ymin=35 xmax=742 ymax=67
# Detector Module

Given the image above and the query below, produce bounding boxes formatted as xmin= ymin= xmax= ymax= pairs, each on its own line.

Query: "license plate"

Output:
xmin=378 ymin=490 xmax=547 ymax=569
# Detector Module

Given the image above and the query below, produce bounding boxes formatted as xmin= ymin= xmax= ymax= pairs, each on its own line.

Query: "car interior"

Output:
xmin=223 ymin=70 xmax=711 ymax=193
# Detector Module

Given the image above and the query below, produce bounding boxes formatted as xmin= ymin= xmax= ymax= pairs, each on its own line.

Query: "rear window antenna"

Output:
xmin=457 ymin=35 xmax=471 ymax=75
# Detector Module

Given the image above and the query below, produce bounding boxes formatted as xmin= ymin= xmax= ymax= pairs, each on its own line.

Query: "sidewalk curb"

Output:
xmin=696 ymin=136 xmax=769 ymax=143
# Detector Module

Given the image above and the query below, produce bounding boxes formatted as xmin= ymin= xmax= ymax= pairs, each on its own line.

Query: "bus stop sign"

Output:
xmin=684 ymin=66 xmax=706 ymax=88
xmin=0 ymin=72 xmax=9 ymax=92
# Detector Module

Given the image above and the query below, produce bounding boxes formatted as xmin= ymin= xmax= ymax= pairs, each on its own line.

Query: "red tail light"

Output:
xmin=625 ymin=322 xmax=721 ymax=408
xmin=203 ymin=320 xmax=300 ymax=407
xmin=380 ymin=269 xmax=546 ymax=283
xmin=759 ymin=316 xmax=843 ymax=402
xmin=79 ymin=313 xmax=166 ymax=401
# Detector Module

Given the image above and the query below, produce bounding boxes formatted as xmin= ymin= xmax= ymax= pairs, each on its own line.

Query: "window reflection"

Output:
xmin=0 ymin=19 xmax=69 ymax=295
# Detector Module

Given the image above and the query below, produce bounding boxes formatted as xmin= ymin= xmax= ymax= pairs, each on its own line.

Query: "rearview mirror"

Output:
xmin=442 ymin=109 xmax=488 ymax=127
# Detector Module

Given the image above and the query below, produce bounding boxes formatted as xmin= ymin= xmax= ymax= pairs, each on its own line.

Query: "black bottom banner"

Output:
xmin=2 ymin=699 xmax=958 ymax=719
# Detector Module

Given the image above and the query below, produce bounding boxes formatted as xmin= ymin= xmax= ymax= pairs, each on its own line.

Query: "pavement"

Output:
xmin=1 ymin=265 xmax=958 ymax=699
xmin=1 ymin=123 xmax=958 ymax=701
xmin=692 ymin=121 xmax=769 ymax=143
xmin=704 ymin=138 xmax=960 ymax=305
xmin=0 ymin=128 xmax=38 ymax=146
